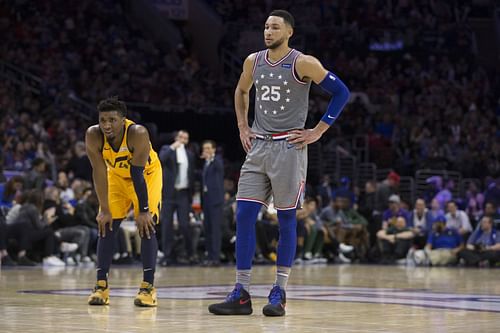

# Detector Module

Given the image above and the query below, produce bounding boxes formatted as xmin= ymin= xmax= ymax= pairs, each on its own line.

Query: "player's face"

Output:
xmin=264 ymin=16 xmax=292 ymax=50
xmin=99 ymin=111 xmax=125 ymax=141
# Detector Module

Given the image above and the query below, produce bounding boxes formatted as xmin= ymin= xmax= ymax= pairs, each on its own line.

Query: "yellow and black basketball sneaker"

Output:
xmin=134 ymin=282 xmax=157 ymax=307
xmin=88 ymin=280 xmax=110 ymax=305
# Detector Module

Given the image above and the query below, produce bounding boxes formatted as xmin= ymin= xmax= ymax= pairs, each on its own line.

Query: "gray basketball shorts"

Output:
xmin=236 ymin=139 xmax=307 ymax=210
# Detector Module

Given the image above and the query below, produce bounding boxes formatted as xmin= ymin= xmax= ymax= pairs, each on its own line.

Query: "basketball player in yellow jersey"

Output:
xmin=85 ymin=97 xmax=162 ymax=307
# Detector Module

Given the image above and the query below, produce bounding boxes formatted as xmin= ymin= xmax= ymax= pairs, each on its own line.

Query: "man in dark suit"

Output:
xmin=159 ymin=130 xmax=195 ymax=265
xmin=201 ymin=140 xmax=224 ymax=265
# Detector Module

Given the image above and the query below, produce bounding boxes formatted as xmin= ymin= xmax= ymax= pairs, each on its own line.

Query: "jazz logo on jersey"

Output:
xmin=105 ymin=156 xmax=130 ymax=169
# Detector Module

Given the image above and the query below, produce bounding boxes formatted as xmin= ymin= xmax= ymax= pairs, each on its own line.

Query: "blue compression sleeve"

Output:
xmin=130 ymin=165 xmax=149 ymax=213
xmin=319 ymin=71 xmax=350 ymax=126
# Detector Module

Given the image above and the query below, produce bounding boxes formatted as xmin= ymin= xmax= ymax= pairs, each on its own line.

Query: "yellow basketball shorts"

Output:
xmin=107 ymin=166 xmax=162 ymax=222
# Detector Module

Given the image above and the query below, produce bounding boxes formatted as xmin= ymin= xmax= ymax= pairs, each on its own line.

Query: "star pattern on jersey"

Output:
xmin=257 ymin=69 xmax=294 ymax=116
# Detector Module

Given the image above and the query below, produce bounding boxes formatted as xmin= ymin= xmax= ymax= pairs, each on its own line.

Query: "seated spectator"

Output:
xmin=1 ymin=211 xmax=16 ymax=266
xmin=254 ymin=204 xmax=279 ymax=264
xmin=44 ymin=186 xmax=91 ymax=264
xmin=1 ymin=175 xmax=24 ymax=208
xmin=358 ymin=180 xmax=380 ymax=247
xmin=377 ymin=216 xmax=414 ymax=263
xmin=458 ymin=216 xmax=500 ymax=266
xmin=74 ymin=187 xmax=99 ymax=261
xmin=296 ymin=197 xmax=326 ymax=264
xmin=409 ymin=198 xmax=434 ymax=248
xmin=66 ymin=141 xmax=92 ymax=182
xmin=220 ymin=192 xmax=236 ymax=263
xmin=424 ymin=216 xmax=463 ymax=266
xmin=23 ymin=158 xmax=47 ymax=191
xmin=6 ymin=189 xmax=67 ymax=266
xmin=445 ymin=201 xmax=472 ymax=237
xmin=319 ymin=198 xmax=356 ymax=263
xmin=483 ymin=202 xmax=500 ymax=228
xmin=382 ymin=194 xmax=410 ymax=229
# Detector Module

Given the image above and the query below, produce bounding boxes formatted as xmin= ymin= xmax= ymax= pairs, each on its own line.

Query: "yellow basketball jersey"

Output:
xmin=101 ymin=119 xmax=160 ymax=179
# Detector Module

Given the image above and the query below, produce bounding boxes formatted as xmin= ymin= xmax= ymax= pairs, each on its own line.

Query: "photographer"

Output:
xmin=457 ymin=216 xmax=500 ymax=266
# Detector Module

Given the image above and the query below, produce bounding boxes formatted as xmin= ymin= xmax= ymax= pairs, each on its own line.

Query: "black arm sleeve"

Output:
xmin=130 ymin=165 xmax=149 ymax=213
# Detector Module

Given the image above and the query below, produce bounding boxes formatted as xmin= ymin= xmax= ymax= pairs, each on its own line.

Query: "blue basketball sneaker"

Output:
xmin=262 ymin=285 xmax=286 ymax=316
xmin=208 ymin=283 xmax=253 ymax=315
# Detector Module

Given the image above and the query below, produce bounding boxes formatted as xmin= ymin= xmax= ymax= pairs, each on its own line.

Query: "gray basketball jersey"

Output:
xmin=252 ymin=49 xmax=311 ymax=134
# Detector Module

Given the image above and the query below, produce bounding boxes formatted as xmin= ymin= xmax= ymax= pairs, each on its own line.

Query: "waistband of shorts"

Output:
xmin=255 ymin=131 xmax=291 ymax=141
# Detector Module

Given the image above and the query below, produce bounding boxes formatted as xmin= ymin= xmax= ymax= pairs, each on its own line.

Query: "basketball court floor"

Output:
xmin=1 ymin=264 xmax=499 ymax=332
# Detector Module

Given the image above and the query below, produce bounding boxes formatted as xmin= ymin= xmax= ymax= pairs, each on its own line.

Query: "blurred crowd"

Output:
xmin=1 ymin=0 xmax=500 ymax=267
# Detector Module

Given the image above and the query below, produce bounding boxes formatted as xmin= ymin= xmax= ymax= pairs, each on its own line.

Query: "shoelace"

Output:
xmin=225 ymin=286 xmax=241 ymax=302
xmin=139 ymin=286 xmax=152 ymax=295
xmin=268 ymin=286 xmax=282 ymax=305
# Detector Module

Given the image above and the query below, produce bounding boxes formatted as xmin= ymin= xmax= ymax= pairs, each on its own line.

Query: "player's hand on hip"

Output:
xmin=287 ymin=129 xmax=322 ymax=149
xmin=96 ymin=210 xmax=113 ymax=237
xmin=239 ymin=125 xmax=256 ymax=153
xmin=136 ymin=212 xmax=155 ymax=239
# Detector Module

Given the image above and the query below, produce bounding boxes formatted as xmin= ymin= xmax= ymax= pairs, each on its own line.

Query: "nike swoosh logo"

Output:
xmin=146 ymin=171 xmax=153 ymax=175
xmin=327 ymin=115 xmax=335 ymax=119
xmin=239 ymin=299 xmax=250 ymax=305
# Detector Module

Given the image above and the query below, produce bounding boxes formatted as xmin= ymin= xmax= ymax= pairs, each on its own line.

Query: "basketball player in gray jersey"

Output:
xmin=209 ymin=10 xmax=350 ymax=317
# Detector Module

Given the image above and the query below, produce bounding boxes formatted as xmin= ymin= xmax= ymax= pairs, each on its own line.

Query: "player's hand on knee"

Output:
xmin=238 ymin=125 xmax=256 ymax=153
xmin=136 ymin=212 xmax=155 ymax=239
xmin=96 ymin=211 xmax=113 ymax=237
xmin=287 ymin=129 xmax=322 ymax=149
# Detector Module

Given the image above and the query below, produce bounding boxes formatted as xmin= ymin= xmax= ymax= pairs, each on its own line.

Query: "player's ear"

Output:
xmin=288 ymin=26 xmax=293 ymax=38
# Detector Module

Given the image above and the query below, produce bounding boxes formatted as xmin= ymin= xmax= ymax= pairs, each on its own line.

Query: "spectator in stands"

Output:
xmin=484 ymin=179 xmax=500 ymax=208
xmin=358 ymin=180 xmax=379 ymax=246
xmin=424 ymin=215 xmax=463 ymax=266
xmin=6 ymin=189 xmax=67 ymax=266
xmin=56 ymin=171 xmax=75 ymax=205
xmin=445 ymin=201 xmax=472 ymax=237
xmin=316 ymin=174 xmax=333 ymax=208
xmin=44 ymin=186 xmax=91 ymax=264
xmin=458 ymin=216 xmax=500 ymax=266
xmin=0 ymin=212 xmax=16 ymax=266
xmin=377 ymin=216 xmax=414 ymax=264
xmin=381 ymin=194 xmax=410 ymax=229
xmin=319 ymin=197 xmax=356 ymax=263
xmin=409 ymin=198 xmax=433 ymax=248
xmin=74 ymin=187 xmax=99 ymax=259
xmin=428 ymin=198 xmax=444 ymax=222
xmin=302 ymin=198 xmax=326 ymax=263
xmin=66 ymin=141 xmax=92 ymax=182
xmin=220 ymin=192 xmax=236 ymax=263
xmin=375 ymin=171 xmax=400 ymax=214
xmin=1 ymin=175 xmax=24 ymax=208
xmin=23 ymin=157 xmax=47 ymax=191
xmin=483 ymin=202 xmax=500 ymax=227
xmin=255 ymin=204 xmax=279 ymax=264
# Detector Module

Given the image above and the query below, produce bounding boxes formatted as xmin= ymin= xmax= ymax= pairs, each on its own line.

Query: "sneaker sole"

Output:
xmin=134 ymin=299 xmax=157 ymax=307
xmin=88 ymin=297 xmax=109 ymax=306
xmin=208 ymin=306 xmax=253 ymax=315
xmin=262 ymin=305 xmax=285 ymax=317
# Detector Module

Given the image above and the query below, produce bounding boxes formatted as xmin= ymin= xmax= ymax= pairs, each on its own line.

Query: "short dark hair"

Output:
xmin=202 ymin=139 xmax=216 ymax=149
xmin=97 ymin=96 xmax=127 ymax=117
xmin=269 ymin=9 xmax=295 ymax=28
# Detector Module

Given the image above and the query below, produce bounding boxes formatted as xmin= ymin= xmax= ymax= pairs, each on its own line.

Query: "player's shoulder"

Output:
xmin=86 ymin=125 xmax=102 ymax=141
xmin=295 ymin=53 xmax=322 ymax=67
xmin=128 ymin=123 xmax=148 ymax=135
xmin=85 ymin=125 xmax=103 ymax=150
